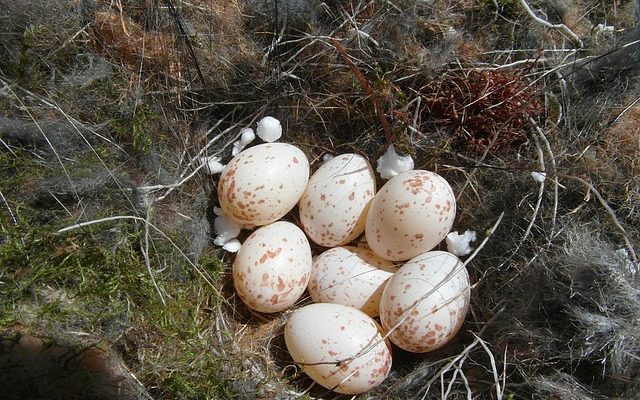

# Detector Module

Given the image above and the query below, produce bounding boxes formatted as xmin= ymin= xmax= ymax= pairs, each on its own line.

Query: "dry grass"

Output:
xmin=1 ymin=0 xmax=639 ymax=399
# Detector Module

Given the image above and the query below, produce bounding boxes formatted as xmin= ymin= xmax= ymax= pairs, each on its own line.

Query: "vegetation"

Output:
xmin=1 ymin=0 xmax=638 ymax=399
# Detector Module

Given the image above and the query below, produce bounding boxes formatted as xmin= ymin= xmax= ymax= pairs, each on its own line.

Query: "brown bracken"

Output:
xmin=419 ymin=69 xmax=543 ymax=153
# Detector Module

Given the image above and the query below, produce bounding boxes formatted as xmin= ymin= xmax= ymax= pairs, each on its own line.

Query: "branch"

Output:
xmin=331 ymin=38 xmax=394 ymax=147
xmin=518 ymin=0 xmax=583 ymax=48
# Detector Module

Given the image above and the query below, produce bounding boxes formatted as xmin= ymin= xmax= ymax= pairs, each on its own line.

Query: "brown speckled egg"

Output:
xmin=299 ymin=154 xmax=375 ymax=247
xmin=233 ymin=221 xmax=312 ymax=313
xmin=218 ymin=143 xmax=309 ymax=226
xmin=379 ymin=251 xmax=470 ymax=353
xmin=285 ymin=303 xmax=392 ymax=394
xmin=308 ymin=246 xmax=397 ymax=317
xmin=365 ymin=170 xmax=456 ymax=261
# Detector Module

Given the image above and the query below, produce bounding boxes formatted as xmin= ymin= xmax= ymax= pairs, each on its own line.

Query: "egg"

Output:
xmin=233 ymin=221 xmax=312 ymax=313
xmin=285 ymin=303 xmax=392 ymax=394
xmin=308 ymin=246 xmax=397 ymax=317
xmin=299 ymin=154 xmax=375 ymax=247
xmin=379 ymin=251 xmax=470 ymax=353
xmin=365 ymin=170 xmax=456 ymax=261
xmin=218 ymin=143 xmax=309 ymax=226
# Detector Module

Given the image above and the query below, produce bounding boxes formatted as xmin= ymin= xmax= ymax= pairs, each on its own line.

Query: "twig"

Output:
xmin=331 ymin=38 xmax=394 ymax=147
xmin=557 ymin=174 xmax=638 ymax=264
xmin=0 ymin=190 xmax=19 ymax=227
xmin=463 ymin=212 xmax=505 ymax=269
xmin=421 ymin=338 xmax=481 ymax=399
xmin=476 ymin=333 xmax=504 ymax=400
xmin=456 ymin=129 xmax=501 ymax=203
xmin=45 ymin=23 xmax=91 ymax=60
xmin=611 ymin=96 xmax=640 ymax=126
xmin=531 ymin=119 xmax=558 ymax=237
xmin=519 ymin=133 xmax=545 ymax=247
xmin=419 ymin=304 xmax=506 ymax=399
xmin=142 ymin=205 xmax=167 ymax=306
xmin=518 ymin=0 xmax=583 ymax=47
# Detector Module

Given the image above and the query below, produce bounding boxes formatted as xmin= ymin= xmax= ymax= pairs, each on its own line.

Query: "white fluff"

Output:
xmin=322 ymin=153 xmax=334 ymax=163
xmin=240 ymin=127 xmax=256 ymax=145
xmin=222 ymin=239 xmax=241 ymax=253
xmin=213 ymin=206 xmax=225 ymax=216
xmin=232 ymin=127 xmax=256 ymax=156
xmin=200 ymin=156 xmax=225 ymax=175
xmin=446 ymin=230 xmax=477 ymax=257
xmin=232 ymin=142 xmax=243 ymax=156
xmin=531 ymin=171 xmax=546 ymax=183
xmin=256 ymin=116 xmax=282 ymax=142
xmin=213 ymin=214 xmax=242 ymax=247
xmin=376 ymin=144 xmax=414 ymax=180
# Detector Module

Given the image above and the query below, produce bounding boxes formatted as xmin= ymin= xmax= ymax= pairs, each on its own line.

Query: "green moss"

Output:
xmin=108 ymin=103 xmax=162 ymax=159
xmin=0 ymin=199 xmax=239 ymax=397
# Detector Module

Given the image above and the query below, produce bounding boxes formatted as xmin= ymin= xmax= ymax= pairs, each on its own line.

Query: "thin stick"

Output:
xmin=532 ymin=119 xmax=558 ymax=237
xmin=475 ymin=333 xmax=503 ymax=400
xmin=518 ymin=0 xmax=583 ymax=47
xmin=0 ymin=190 xmax=19 ymax=227
xmin=420 ymin=338 xmax=481 ymax=399
xmin=142 ymin=205 xmax=167 ymax=306
xmin=519 ymin=133 xmax=545 ymax=247
xmin=611 ymin=96 xmax=640 ymax=126
xmin=332 ymin=38 xmax=394 ymax=147
xmin=557 ymin=174 xmax=638 ymax=264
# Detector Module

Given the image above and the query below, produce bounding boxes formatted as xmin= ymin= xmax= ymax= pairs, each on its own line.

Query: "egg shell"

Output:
xmin=218 ymin=143 xmax=309 ymax=226
xmin=233 ymin=221 xmax=312 ymax=313
xmin=299 ymin=154 xmax=375 ymax=247
xmin=379 ymin=251 xmax=470 ymax=353
xmin=308 ymin=246 xmax=397 ymax=317
xmin=285 ymin=303 xmax=392 ymax=394
xmin=365 ymin=170 xmax=456 ymax=261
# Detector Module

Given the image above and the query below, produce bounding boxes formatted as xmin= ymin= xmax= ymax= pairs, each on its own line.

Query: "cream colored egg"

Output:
xmin=285 ymin=303 xmax=392 ymax=394
xmin=218 ymin=143 xmax=309 ymax=226
xmin=233 ymin=221 xmax=312 ymax=313
xmin=299 ymin=154 xmax=375 ymax=247
xmin=379 ymin=251 xmax=470 ymax=353
xmin=365 ymin=170 xmax=456 ymax=261
xmin=308 ymin=246 xmax=397 ymax=317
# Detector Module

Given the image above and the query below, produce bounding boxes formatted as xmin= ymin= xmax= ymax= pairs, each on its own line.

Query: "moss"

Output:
xmin=0 ymin=205 xmax=237 ymax=397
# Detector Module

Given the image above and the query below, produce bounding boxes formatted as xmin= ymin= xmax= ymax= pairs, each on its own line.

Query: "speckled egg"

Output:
xmin=218 ymin=143 xmax=309 ymax=226
xmin=233 ymin=221 xmax=312 ymax=313
xmin=379 ymin=251 xmax=470 ymax=353
xmin=308 ymin=246 xmax=397 ymax=317
xmin=299 ymin=154 xmax=375 ymax=247
xmin=365 ymin=170 xmax=456 ymax=261
xmin=285 ymin=303 xmax=392 ymax=394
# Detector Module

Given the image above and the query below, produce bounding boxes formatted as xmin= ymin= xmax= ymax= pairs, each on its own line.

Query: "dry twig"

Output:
xmin=517 ymin=0 xmax=583 ymax=47
xmin=332 ymin=38 xmax=394 ymax=147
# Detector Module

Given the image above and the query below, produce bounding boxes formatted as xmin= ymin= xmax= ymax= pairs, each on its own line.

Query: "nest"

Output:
xmin=1 ymin=0 xmax=639 ymax=399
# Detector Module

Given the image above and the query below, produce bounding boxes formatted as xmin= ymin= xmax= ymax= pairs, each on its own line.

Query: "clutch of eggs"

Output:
xmin=222 ymin=143 xmax=470 ymax=393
